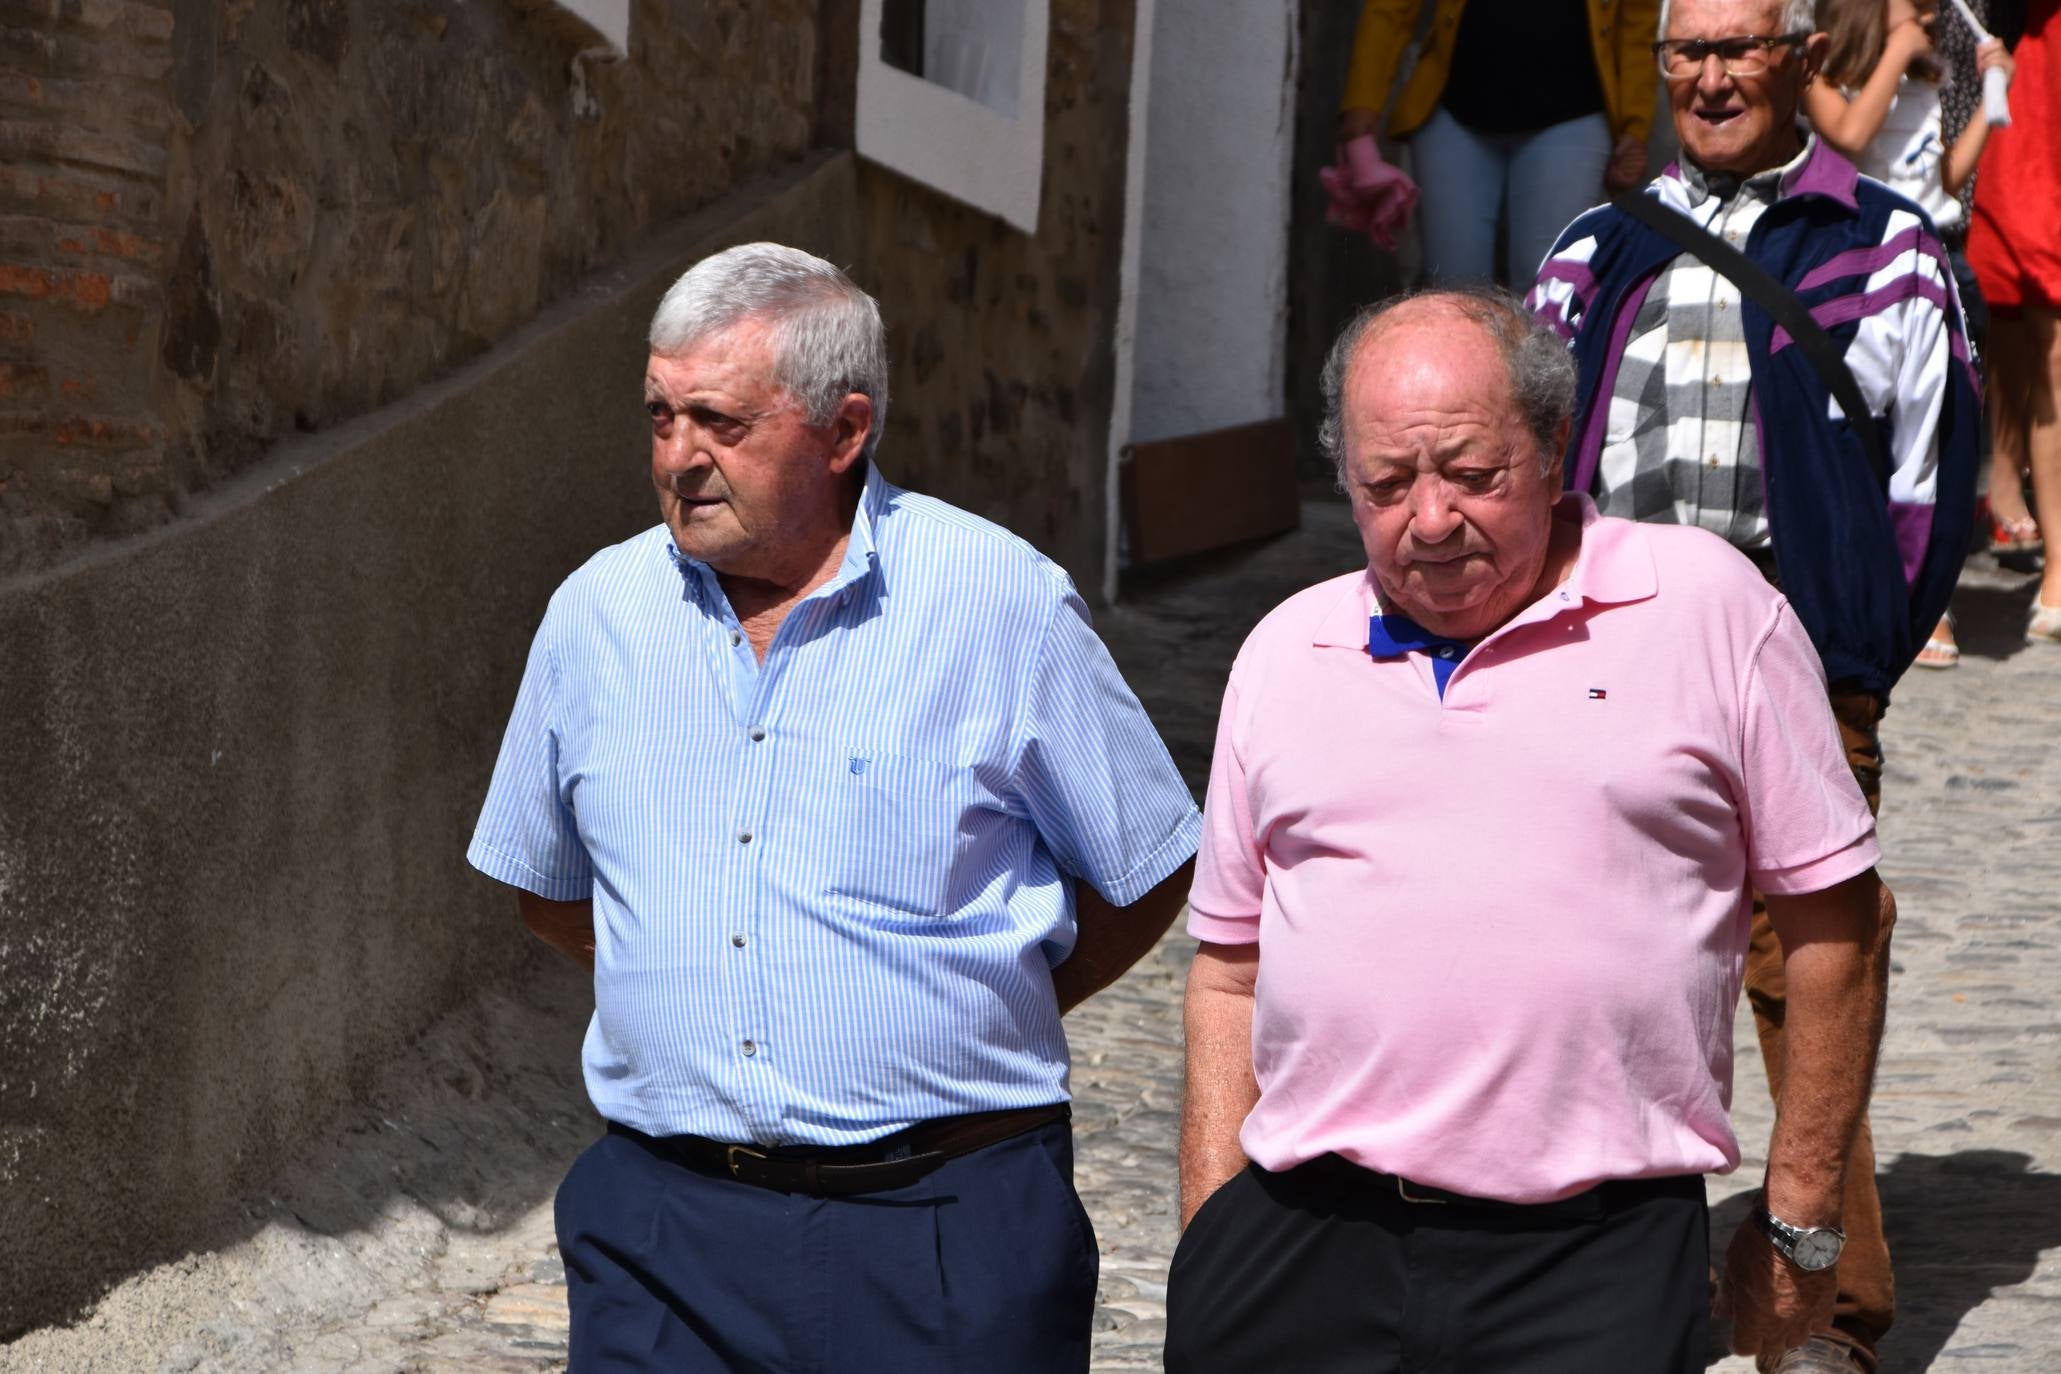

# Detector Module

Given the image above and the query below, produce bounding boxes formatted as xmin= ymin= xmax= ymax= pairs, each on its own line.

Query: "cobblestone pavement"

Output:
xmin=8 ymin=501 xmax=2059 ymax=1372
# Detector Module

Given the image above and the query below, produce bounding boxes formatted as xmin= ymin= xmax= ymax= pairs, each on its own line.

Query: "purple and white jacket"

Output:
xmin=1527 ymin=139 xmax=1980 ymax=701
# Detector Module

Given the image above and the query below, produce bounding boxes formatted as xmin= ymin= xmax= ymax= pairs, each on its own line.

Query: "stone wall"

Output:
xmin=1 ymin=0 xmax=819 ymax=575
xmin=850 ymin=0 xmax=1135 ymax=585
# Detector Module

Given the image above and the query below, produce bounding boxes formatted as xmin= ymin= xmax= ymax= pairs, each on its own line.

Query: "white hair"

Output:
xmin=1658 ymin=0 xmax=1818 ymax=38
xmin=648 ymin=243 xmax=890 ymax=459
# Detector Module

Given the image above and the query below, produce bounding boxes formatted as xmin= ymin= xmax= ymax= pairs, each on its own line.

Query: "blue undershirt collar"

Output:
xmin=1367 ymin=613 xmax=1472 ymax=698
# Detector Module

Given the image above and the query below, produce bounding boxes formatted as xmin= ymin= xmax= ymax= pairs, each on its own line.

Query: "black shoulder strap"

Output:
xmin=1611 ymin=191 xmax=1890 ymax=491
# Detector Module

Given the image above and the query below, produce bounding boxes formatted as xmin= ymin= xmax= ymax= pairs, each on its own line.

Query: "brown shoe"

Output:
xmin=1768 ymin=1335 xmax=1869 ymax=1373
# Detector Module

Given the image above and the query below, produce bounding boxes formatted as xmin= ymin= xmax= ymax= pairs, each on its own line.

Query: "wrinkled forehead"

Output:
xmin=1666 ymin=0 xmax=1787 ymax=39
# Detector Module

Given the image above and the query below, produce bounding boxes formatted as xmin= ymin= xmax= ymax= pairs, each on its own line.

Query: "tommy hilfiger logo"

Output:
xmin=1587 ymin=688 xmax=1609 ymax=700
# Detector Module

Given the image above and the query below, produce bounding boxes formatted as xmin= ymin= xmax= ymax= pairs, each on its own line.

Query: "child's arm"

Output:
xmin=1804 ymin=18 xmax=1936 ymax=158
xmin=1942 ymin=39 xmax=2016 ymax=196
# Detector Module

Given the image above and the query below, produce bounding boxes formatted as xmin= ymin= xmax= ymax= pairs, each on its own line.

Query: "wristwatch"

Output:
xmin=1752 ymin=1196 xmax=1846 ymax=1272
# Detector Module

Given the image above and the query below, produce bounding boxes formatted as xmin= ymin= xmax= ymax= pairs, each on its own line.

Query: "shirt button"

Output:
xmin=731 ymin=933 xmax=747 ymax=948
xmin=738 ymin=829 xmax=754 ymax=844
xmin=729 ymin=630 xmax=742 ymax=647
xmin=740 ymin=1039 xmax=757 ymax=1057
xmin=748 ymin=726 xmax=766 ymax=742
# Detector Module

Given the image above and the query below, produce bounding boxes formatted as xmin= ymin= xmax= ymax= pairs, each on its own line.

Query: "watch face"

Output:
xmin=1792 ymin=1229 xmax=1844 ymax=1271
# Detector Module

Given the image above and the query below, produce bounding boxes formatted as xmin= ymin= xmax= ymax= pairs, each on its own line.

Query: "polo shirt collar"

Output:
xmin=1310 ymin=494 xmax=1655 ymax=652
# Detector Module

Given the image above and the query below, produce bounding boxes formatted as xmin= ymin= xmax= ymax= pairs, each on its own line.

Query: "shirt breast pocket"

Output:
xmin=821 ymin=749 xmax=971 ymax=919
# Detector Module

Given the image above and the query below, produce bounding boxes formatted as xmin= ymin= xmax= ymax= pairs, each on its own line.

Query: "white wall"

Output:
xmin=1128 ymin=2 xmax=1298 ymax=446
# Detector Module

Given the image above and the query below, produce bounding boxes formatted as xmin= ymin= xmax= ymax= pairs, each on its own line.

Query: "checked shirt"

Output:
xmin=1594 ymin=142 xmax=1816 ymax=553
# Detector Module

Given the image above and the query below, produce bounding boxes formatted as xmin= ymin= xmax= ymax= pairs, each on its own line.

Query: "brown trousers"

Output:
xmin=1743 ymin=688 xmax=1893 ymax=1366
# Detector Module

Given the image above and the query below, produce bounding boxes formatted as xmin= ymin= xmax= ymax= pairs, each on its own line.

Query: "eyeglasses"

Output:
xmin=1653 ymin=32 xmax=1811 ymax=79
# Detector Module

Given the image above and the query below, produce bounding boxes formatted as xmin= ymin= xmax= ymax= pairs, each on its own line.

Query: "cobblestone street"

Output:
xmin=9 ymin=501 xmax=2060 ymax=1372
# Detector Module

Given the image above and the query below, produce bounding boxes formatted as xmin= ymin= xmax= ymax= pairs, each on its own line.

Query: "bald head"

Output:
xmin=1319 ymin=287 xmax=1575 ymax=487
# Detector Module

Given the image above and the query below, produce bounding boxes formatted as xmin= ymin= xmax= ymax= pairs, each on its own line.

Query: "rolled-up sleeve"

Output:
xmin=467 ymin=606 xmax=593 ymax=901
xmin=1737 ymin=601 xmax=1881 ymax=895
xmin=1009 ymin=585 xmax=1200 ymax=907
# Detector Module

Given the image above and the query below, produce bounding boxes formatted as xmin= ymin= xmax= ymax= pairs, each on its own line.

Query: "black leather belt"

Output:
xmin=1299 ymin=1153 xmax=1700 ymax=1222
xmin=610 ymin=1103 xmax=1069 ymax=1196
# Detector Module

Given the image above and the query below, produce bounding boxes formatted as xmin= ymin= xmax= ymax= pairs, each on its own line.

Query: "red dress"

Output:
xmin=1969 ymin=0 xmax=2061 ymax=316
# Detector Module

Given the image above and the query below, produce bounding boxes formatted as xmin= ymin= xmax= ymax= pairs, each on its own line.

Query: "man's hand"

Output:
xmin=1604 ymin=131 xmax=1647 ymax=192
xmin=1722 ymin=1216 xmax=1837 ymax=1362
xmin=518 ymin=891 xmax=596 ymax=970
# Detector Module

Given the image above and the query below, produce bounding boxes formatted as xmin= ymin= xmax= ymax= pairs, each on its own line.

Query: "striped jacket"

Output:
xmin=1528 ymin=141 xmax=1980 ymax=701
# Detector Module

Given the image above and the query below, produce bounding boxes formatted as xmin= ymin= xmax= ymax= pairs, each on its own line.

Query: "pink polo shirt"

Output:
xmin=1189 ymin=497 xmax=1879 ymax=1203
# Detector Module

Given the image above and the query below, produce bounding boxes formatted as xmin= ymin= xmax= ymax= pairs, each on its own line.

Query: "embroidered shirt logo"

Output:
xmin=1587 ymin=688 xmax=1609 ymax=700
xmin=849 ymin=756 xmax=870 ymax=774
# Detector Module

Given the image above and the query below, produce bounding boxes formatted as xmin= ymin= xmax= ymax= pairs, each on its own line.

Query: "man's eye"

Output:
xmin=646 ymin=401 xmax=671 ymax=422
xmin=689 ymin=408 xmax=746 ymax=438
xmin=1714 ymin=39 xmax=1758 ymax=60
xmin=1453 ymin=470 xmax=1497 ymax=490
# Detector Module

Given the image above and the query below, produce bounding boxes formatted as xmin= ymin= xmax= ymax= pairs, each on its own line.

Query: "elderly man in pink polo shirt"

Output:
xmin=1166 ymin=287 xmax=1896 ymax=1373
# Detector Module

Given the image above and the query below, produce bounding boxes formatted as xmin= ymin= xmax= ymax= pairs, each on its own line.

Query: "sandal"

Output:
xmin=1916 ymin=613 xmax=1959 ymax=669
xmin=2030 ymin=600 xmax=2061 ymax=645
xmin=1992 ymin=513 xmax=2043 ymax=555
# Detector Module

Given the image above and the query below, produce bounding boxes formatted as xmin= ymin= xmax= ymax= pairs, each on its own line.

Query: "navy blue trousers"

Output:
xmin=556 ymin=1119 xmax=1098 ymax=1373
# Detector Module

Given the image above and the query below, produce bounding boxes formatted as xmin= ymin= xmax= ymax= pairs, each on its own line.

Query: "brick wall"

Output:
xmin=0 ymin=0 xmax=175 ymax=570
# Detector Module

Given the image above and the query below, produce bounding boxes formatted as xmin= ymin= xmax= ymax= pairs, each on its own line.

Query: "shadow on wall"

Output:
xmin=1705 ymin=1150 xmax=2061 ymax=1368
xmin=0 ymin=155 xmax=858 ymax=1342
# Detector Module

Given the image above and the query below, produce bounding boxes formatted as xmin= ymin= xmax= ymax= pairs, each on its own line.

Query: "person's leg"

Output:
xmin=557 ymin=1129 xmax=806 ymax=1373
xmin=1449 ymin=1178 xmax=1710 ymax=1372
xmin=1165 ymin=1160 xmax=1407 ymax=1373
xmin=1746 ymin=691 xmax=1894 ymax=1367
xmin=1404 ymin=107 xmax=1506 ymax=287
xmin=1504 ymin=112 xmax=1614 ymax=287
xmin=824 ymin=1120 xmax=1099 ymax=1373
xmin=2024 ymin=305 xmax=2061 ymax=626
xmin=1987 ymin=313 xmax=2039 ymax=544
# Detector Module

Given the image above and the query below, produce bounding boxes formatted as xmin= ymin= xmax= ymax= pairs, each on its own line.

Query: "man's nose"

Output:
xmin=654 ymin=426 xmax=710 ymax=478
xmin=1406 ymin=483 xmax=1464 ymax=543
xmin=1694 ymin=53 xmax=1735 ymax=100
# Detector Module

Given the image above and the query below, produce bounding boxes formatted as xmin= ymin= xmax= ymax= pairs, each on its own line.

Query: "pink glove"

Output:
xmin=1321 ymin=135 xmax=1419 ymax=251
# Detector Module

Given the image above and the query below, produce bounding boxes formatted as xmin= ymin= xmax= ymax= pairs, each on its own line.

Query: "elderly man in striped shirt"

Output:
xmin=1527 ymin=0 xmax=1980 ymax=1369
xmin=468 ymin=243 xmax=1200 ymax=1373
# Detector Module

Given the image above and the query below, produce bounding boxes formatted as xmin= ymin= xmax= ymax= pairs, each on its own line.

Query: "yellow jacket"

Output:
xmin=1342 ymin=0 xmax=1659 ymax=143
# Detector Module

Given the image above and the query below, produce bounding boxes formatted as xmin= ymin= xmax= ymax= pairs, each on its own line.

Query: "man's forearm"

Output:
xmin=1054 ymin=860 xmax=1195 ymax=1013
xmin=1763 ymin=874 xmax=1896 ymax=1225
xmin=1179 ymin=941 xmax=1260 ymax=1227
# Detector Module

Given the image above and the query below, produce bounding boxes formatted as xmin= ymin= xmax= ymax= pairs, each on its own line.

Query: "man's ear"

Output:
xmin=825 ymin=392 xmax=874 ymax=475
xmin=1801 ymin=31 xmax=1829 ymax=82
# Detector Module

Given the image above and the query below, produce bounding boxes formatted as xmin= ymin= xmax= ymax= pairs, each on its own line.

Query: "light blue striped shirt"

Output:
xmin=468 ymin=464 xmax=1201 ymax=1146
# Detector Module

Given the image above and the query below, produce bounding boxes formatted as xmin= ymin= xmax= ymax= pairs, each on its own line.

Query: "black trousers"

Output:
xmin=556 ymin=1119 xmax=1097 ymax=1373
xmin=1165 ymin=1157 xmax=1708 ymax=1374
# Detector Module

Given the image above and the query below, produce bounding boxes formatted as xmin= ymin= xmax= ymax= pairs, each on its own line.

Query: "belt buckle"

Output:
xmin=725 ymin=1144 xmax=769 ymax=1179
xmin=1396 ymin=1176 xmax=1448 ymax=1205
